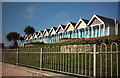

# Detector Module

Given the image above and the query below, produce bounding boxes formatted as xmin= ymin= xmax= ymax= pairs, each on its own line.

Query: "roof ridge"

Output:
xmin=53 ymin=27 xmax=57 ymax=28
xmin=61 ymin=24 xmax=66 ymax=26
xmin=70 ymin=21 xmax=76 ymax=24
xmin=82 ymin=18 xmax=89 ymax=21
xmin=95 ymin=14 xmax=114 ymax=21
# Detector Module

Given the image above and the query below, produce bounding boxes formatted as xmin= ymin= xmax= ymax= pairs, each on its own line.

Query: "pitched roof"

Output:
xmin=43 ymin=29 xmax=50 ymax=36
xmin=95 ymin=14 xmax=115 ymax=25
xmin=38 ymin=30 xmax=44 ymax=36
xmin=46 ymin=29 xmax=50 ymax=32
xmin=56 ymin=24 xmax=66 ymax=33
xmin=65 ymin=22 xmax=76 ymax=31
xmin=75 ymin=18 xmax=88 ymax=29
xmin=49 ymin=27 xmax=57 ymax=34
xmin=35 ymin=32 xmax=38 ymax=34
xmin=70 ymin=22 xmax=76 ymax=27
xmin=82 ymin=18 xmax=89 ymax=24
xmin=41 ymin=31 xmax=44 ymax=33
xmin=52 ymin=27 xmax=57 ymax=30
xmin=60 ymin=24 xmax=66 ymax=29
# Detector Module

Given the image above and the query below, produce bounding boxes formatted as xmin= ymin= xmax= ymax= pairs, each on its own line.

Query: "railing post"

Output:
xmin=93 ymin=44 xmax=96 ymax=77
xmin=16 ymin=49 xmax=19 ymax=65
xmin=40 ymin=47 xmax=43 ymax=70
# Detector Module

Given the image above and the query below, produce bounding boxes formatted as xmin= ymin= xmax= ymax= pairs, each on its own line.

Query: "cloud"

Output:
xmin=24 ymin=5 xmax=37 ymax=19
xmin=50 ymin=12 xmax=70 ymax=25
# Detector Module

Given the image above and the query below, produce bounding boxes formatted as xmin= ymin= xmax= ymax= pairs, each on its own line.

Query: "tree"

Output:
xmin=18 ymin=36 xmax=25 ymax=41
xmin=24 ymin=26 xmax=35 ymax=36
xmin=6 ymin=32 xmax=20 ymax=47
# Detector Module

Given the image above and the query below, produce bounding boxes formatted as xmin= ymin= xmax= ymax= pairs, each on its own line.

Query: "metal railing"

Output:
xmin=2 ymin=42 xmax=120 ymax=77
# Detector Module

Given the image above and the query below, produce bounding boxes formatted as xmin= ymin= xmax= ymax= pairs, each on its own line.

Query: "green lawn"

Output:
xmin=3 ymin=41 xmax=120 ymax=77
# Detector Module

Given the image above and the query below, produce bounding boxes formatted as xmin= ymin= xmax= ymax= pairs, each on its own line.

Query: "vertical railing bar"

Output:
xmin=64 ymin=52 xmax=66 ymax=72
xmin=49 ymin=51 xmax=51 ymax=69
xmin=93 ymin=44 xmax=96 ymax=77
xmin=64 ymin=52 xmax=67 ymax=72
xmin=105 ymin=45 xmax=107 ymax=77
xmin=79 ymin=46 xmax=81 ymax=74
xmin=117 ymin=50 xmax=118 ymax=77
xmin=100 ymin=53 xmax=102 ymax=77
xmin=60 ymin=51 xmax=61 ymax=71
xmin=48 ymin=47 xmax=52 ymax=69
xmin=72 ymin=52 xmax=74 ymax=74
xmin=89 ymin=53 xmax=91 ymax=76
xmin=63 ymin=52 xmax=64 ymax=72
xmin=55 ymin=53 xmax=56 ymax=71
xmin=44 ymin=47 xmax=46 ymax=68
xmin=85 ymin=47 xmax=87 ymax=76
xmin=48 ymin=47 xmax=49 ymax=69
xmin=78 ymin=52 xmax=79 ymax=74
xmin=111 ymin=42 xmax=119 ymax=77
xmin=68 ymin=52 xmax=70 ymax=73
xmin=71 ymin=53 xmax=72 ymax=73
xmin=57 ymin=46 xmax=59 ymax=71
xmin=85 ymin=44 xmax=91 ymax=76
xmin=67 ymin=53 xmax=68 ymax=72
xmin=72 ymin=53 xmax=74 ymax=73
xmin=44 ymin=47 xmax=45 ymax=67
xmin=66 ymin=53 xmax=67 ymax=72
xmin=56 ymin=47 xmax=58 ymax=71
xmin=46 ymin=47 xmax=48 ymax=69
xmin=74 ymin=52 xmax=76 ymax=74
xmin=55 ymin=47 xmax=57 ymax=71
xmin=50 ymin=47 xmax=52 ymax=69
xmin=89 ymin=45 xmax=91 ymax=76
xmin=100 ymin=43 xmax=103 ymax=77
xmin=53 ymin=52 xmax=54 ymax=70
xmin=42 ymin=50 xmax=44 ymax=68
xmin=82 ymin=53 xmax=83 ymax=75
xmin=115 ymin=43 xmax=118 ymax=77
xmin=52 ymin=47 xmax=54 ymax=70
xmin=16 ymin=49 xmax=19 ymax=65
xmin=43 ymin=47 xmax=48 ymax=68
xmin=100 ymin=43 xmax=107 ymax=77
xmin=28 ymin=51 xmax=29 ymax=66
xmin=48 ymin=47 xmax=49 ymax=68
xmin=54 ymin=52 xmax=55 ymax=70
xmin=101 ymin=43 xmax=107 ymax=77
xmin=40 ymin=47 xmax=42 ymax=70
xmin=111 ymin=44 xmax=113 ymax=77
xmin=49 ymin=48 xmax=52 ymax=69
xmin=54 ymin=52 xmax=56 ymax=71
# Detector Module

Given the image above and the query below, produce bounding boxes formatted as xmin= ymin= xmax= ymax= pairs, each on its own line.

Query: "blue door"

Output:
xmin=100 ymin=27 xmax=104 ymax=36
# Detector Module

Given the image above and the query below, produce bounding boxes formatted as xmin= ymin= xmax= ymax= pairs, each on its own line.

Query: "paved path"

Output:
xmin=2 ymin=63 xmax=77 ymax=78
xmin=2 ymin=63 xmax=44 ymax=76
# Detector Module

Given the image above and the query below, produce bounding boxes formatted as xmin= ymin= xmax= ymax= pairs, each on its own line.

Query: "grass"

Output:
xmin=3 ymin=42 xmax=120 ymax=77
xmin=18 ymin=41 xmax=71 ymax=52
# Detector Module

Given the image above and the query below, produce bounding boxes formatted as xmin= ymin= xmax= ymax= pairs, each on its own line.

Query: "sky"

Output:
xmin=2 ymin=2 xmax=119 ymax=46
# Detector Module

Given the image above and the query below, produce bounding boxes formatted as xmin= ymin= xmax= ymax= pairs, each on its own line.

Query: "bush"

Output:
xmin=69 ymin=35 xmax=120 ymax=45
xmin=25 ymin=41 xmax=45 ymax=45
